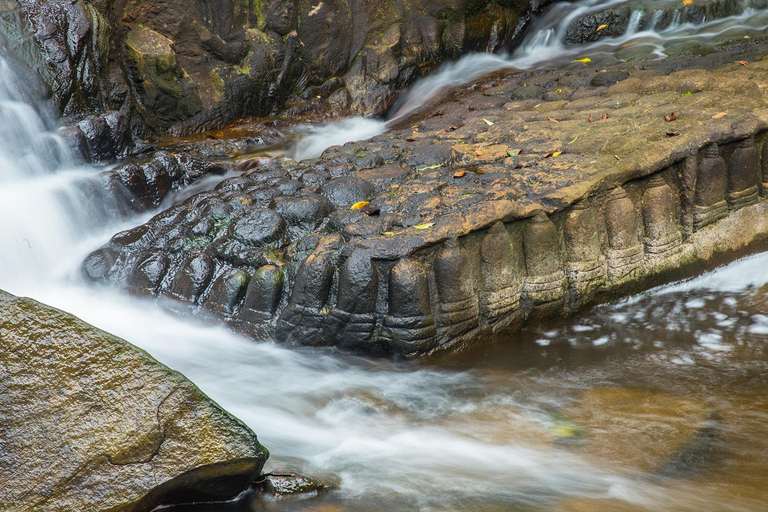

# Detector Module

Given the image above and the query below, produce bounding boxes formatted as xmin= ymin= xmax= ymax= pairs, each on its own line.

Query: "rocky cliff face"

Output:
xmin=0 ymin=0 xmax=548 ymax=139
xmin=0 ymin=290 xmax=269 ymax=511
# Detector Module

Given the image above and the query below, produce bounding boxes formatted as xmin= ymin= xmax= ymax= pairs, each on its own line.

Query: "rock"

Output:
xmin=0 ymin=290 xmax=268 ymax=512
xmin=82 ymin=38 xmax=768 ymax=359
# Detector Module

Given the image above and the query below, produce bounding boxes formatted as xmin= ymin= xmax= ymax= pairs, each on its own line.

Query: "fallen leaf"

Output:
xmin=601 ymin=113 xmax=609 ymax=120
xmin=683 ymin=0 xmax=693 ymax=4
xmin=596 ymin=24 xmax=608 ymax=32
xmin=515 ymin=163 xmax=528 ymax=169
xmin=664 ymin=113 xmax=676 ymax=122
xmin=736 ymin=61 xmax=749 ymax=66
xmin=588 ymin=113 xmax=593 ymax=123
xmin=483 ymin=118 xmax=495 ymax=126
xmin=413 ymin=223 xmax=435 ymax=230
xmin=543 ymin=151 xmax=562 ymax=158
xmin=453 ymin=170 xmax=466 ymax=178
xmin=614 ymin=155 xmax=621 ymax=161
xmin=666 ymin=131 xmax=681 ymax=137
xmin=507 ymin=149 xmax=522 ymax=156
xmin=417 ymin=164 xmax=442 ymax=171
xmin=449 ymin=125 xmax=460 ymax=130
xmin=547 ymin=116 xmax=560 ymax=123
xmin=574 ymin=58 xmax=592 ymax=63
xmin=556 ymin=88 xmax=563 ymax=94
xmin=711 ymin=112 xmax=727 ymax=119
xmin=350 ymin=201 xmax=370 ymax=210
xmin=382 ymin=231 xmax=396 ymax=236
xmin=474 ymin=148 xmax=485 ymax=156
xmin=621 ymin=41 xmax=639 ymax=48
xmin=567 ymin=136 xmax=579 ymax=145
xmin=406 ymin=138 xmax=416 ymax=142
xmin=492 ymin=183 xmax=502 ymax=189
xmin=682 ymin=91 xmax=692 ymax=97
xmin=460 ymin=192 xmax=475 ymax=196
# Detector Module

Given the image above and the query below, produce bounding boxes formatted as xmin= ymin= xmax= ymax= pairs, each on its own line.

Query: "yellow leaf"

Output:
xmin=596 ymin=24 xmax=608 ymax=32
xmin=413 ymin=223 xmax=435 ymax=230
xmin=350 ymin=201 xmax=370 ymax=210
xmin=483 ymin=118 xmax=494 ymax=126
xmin=683 ymin=0 xmax=693 ymax=4
xmin=573 ymin=58 xmax=591 ymax=63
xmin=552 ymin=151 xmax=562 ymax=157
xmin=382 ymin=231 xmax=396 ymax=236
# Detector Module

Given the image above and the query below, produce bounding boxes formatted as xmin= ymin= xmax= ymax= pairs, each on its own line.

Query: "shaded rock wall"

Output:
xmin=0 ymin=290 xmax=269 ymax=511
xmin=0 ymin=0 xmax=547 ymax=140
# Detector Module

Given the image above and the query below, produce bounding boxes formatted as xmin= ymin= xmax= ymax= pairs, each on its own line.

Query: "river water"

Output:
xmin=2 ymin=1 xmax=768 ymax=511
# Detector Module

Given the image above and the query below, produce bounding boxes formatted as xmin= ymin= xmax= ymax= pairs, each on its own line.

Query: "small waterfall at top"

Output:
xmin=291 ymin=0 xmax=768 ymax=160
xmin=0 ymin=58 xmax=130 ymax=293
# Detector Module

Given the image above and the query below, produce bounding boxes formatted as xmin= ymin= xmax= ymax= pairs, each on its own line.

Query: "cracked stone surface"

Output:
xmin=0 ymin=290 xmax=268 ymax=512
xmin=83 ymin=37 xmax=768 ymax=358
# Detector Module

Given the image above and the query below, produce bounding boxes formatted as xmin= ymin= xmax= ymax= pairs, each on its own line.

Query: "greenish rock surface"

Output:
xmin=0 ymin=290 xmax=268 ymax=512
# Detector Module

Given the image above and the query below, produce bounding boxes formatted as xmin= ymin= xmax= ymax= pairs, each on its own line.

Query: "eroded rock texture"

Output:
xmin=83 ymin=40 xmax=768 ymax=358
xmin=0 ymin=290 xmax=268 ymax=512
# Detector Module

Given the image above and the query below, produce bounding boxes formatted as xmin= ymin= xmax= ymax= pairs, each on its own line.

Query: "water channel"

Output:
xmin=1 ymin=1 xmax=768 ymax=510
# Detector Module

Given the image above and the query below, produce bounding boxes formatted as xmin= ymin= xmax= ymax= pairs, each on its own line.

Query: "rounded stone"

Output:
xmin=82 ymin=247 xmax=119 ymax=282
xmin=269 ymin=194 xmax=334 ymax=229
xmin=319 ymin=176 xmax=376 ymax=208
xmin=228 ymin=208 xmax=286 ymax=247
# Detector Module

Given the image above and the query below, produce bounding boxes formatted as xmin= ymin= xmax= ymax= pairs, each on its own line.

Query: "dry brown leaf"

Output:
xmin=515 ymin=163 xmax=527 ymax=169
xmin=735 ymin=61 xmax=749 ymax=66
xmin=666 ymin=131 xmax=681 ymax=137
xmin=664 ymin=113 xmax=676 ymax=122
xmin=711 ymin=112 xmax=727 ymax=119
xmin=453 ymin=170 xmax=466 ymax=178
xmin=588 ymin=114 xmax=593 ymax=123
xmin=601 ymin=113 xmax=609 ymax=120
xmin=474 ymin=148 xmax=485 ymax=156
xmin=547 ymin=116 xmax=560 ymax=123
xmin=614 ymin=155 xmax=621 ymax=161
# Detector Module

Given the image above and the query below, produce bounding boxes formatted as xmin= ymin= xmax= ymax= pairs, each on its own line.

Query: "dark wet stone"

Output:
xmin=512 ymin=84 xmax=545 ymax=100
xmin=142 ymin=160 xmax=173 ymax=206
xmin=78 ymin=115 xmax=115 ymax=162
xmin=239 ymin=265 xmax=285 ymax=322
xmin=116 ymin=163 xmax=153 ymax=211
xmin=204 ymin=268 xmax=250 ymax=316
xmin=326 ymin=249 xmax=378 ymax=351
xmin=320 ymin=176 xmax=376 ymax=208
xmin=110 ymin=224 xmax=153 ymax=251
xmin=247 ymin=186 xmax=281 ymax=205
xmin=727 ymin=136 xmax=759 ymax=211
xmin=274 ymin=252 xmax=335 ymax=347
xmin=81 ymin=247 xmax=119 ymax=282
xmin=128 ymin=251 xmax=170 ymax=296
xmin=269 ymin=194 xmax=334 ymax=236
xmin=381 ymin=258 xmax=437 ymax=357
xmin=229 ymin=208 xmax=286 ymax=248
xmin=212 ymin=238 xmax=267 ymax=268
xmin=434 ymin=238 xmax=479 ymax=339
xmin=169 ymin=253 xmax=215 ymax=303
xmin=479 ymin=222 xmax=521 ymax=320
xmin=215 ymin=176 xmax=256 ymax=192
xmin=694 ymin=144 xmax=728 ymax=230
xmin=342 ymin=216 xmax=391 ymax=239
xmin=590 ymin=70 xmax=631 ymax=87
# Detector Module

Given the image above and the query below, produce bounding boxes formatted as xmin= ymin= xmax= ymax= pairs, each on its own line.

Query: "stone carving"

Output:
xmin=727 ymin=136 xmax=759 ymax=211
xmin=325 ymin=249 xmax=378 ymax=351
xmin=274 ymin=251 xmax=335 ymax=347
xmin=564 ymin=198 xmax=606 ymax=295
xmin=204 ymin=268 xmax=250 ymax=317
xmin=605 ymin=187 xmax=643 ymax=281
xmin=523 ymin=212 xmax=565 ymax=305
xmin=761 ymin=137 xmax=768 ymax=197
xmin=380 ymin=258 xmax=437 ymax=358
xmin=479 ymin=222 xmax=521 ymax=320
xmin=642 ymin=174 xmax=682 ymax=262
xmin=236 ymin=264 xmax=285 ymax=324
xmin=128 ymin=251 xmax=169 ymax=296
xmin=168 ymin=252 xmax=215 ymax=304
xmin=693 ymin=144 xmax=728 ymax=230
xmin=434 ymin=238 xmax=479 ymax=339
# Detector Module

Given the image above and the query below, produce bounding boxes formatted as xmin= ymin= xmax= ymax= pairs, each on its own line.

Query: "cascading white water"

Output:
xmin=291 ymin=0 xmax=768 ymax=160
xmin=3 ymin=3 xmax=768 ymax=510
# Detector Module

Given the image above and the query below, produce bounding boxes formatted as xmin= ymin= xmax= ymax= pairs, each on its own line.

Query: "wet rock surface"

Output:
xmin=0 ymin=290 xmax=269 ymax=512
xmin=85 ymin=37 xmax=768 ymax=358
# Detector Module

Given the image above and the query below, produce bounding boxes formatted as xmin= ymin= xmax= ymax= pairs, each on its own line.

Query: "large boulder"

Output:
xmin=0 ymin=290 xmax=269 ymax=511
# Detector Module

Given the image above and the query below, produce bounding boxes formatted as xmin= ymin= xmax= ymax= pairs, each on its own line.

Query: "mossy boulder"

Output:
xmin=0 ymin=290 xmax=268 ymax=512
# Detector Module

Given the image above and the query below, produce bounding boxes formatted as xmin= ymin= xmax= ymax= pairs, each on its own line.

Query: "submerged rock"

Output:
xmin=0 ymin=290 xmax=269 ymax=512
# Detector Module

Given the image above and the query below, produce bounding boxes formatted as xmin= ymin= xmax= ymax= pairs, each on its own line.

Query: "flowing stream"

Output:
xmin=2 ymin=2 xmax=768 ymax=511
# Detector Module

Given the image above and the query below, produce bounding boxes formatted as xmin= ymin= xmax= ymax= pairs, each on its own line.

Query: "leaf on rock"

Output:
xmin=588 ymin=113 xmax=593 ymax=123
xmin=453 ymin=170 xmax=466 ymax=178
xmin=711 ymin=112 xmax=727 ymax=119
xmin=596 ymin=24 xmax=608 ymax=32
xmin=507 ymin=149 xmax=522 ymax=156
xmin=735 ymin=61 xmax=749 ymax=66
xmin=350 ymin=201 xmax=370 ymax=210
xmin=543 ymin=151 xmax=562 ymax=158
xmin=547 ymin=116 xmax=559 ymax=123
xmin=414 ymin=223 xmax=435 ymax=230
xmin=574 ymin=58 xmax=592 ymax=63
xmin=664 ymin=113 xmax=676 ymax=122
xmin=515 ymin=163 xmax=528 ymax=169
xmin=382 ymin=231 xmax=396 ymax=236
xmin=483 ymin=118 xmax=495 ymax=126
xmin=666 ymin=131 xmax=681 ymax=137
xmin=474 ymin=148 xmax=485 ymax=156
xmin=601 ymin=113 xmax=609 ymax=120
